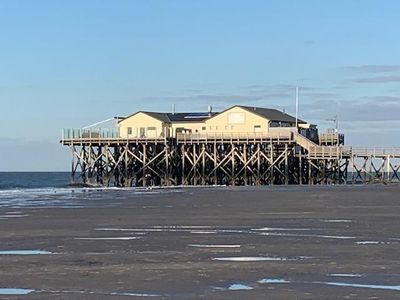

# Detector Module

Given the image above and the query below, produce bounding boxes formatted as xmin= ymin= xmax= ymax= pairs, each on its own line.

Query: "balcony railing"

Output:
xmin=176 ymin=131 xmax=294 ymax=143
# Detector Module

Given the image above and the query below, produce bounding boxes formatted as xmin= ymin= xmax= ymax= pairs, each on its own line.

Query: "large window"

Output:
xmin=127 ymin=127 xmax=132 ymax=135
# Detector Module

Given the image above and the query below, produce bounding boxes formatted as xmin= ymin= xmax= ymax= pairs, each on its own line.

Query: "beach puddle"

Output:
xmin=228 ymin=284 xmax=253 ymax=290
xmin=0 ymin=250 xmax=53 ymax=255
xmin=188 ymin=244 xmax=240 ymax=248
xmin=75 ymin=237 xmax=141 ymax=240
xmin=253 ymin=227 xmax=312 ymax=231
xmin=0 ymin=214 xmax=29 ymax=218
xmin=322 ymin=219 xmax=353 ymax=223
xmin=0 ymin=288 xmax=35 ymax=295
xmin=51 ymin=289 xmax=161 ymax=297
xmin=96 ymin=227 xmax=246 ymax=234
xmin=110 ymin=292 xmax=161 ymax=297
xmin=258 ymin=232 xmax=355 ymax=239
xmin=328 ymin=274 xmax=364 ymax=278
xmin=314 ymin=281 xmax=400 ymax=291
xmin=212 ymin=256 xmax=308 ymax=262
xmin=258 ymin=278 xmax=290 ymax=284
xmin=356 ymin=241 xmax=387 ymax=245
xmin=311 ymin=235 xmax=355 ymax=239
xmin=214 ymin=283 xmax=253 ymax=291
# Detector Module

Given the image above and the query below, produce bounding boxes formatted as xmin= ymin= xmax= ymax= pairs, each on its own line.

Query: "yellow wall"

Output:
xmin=205 ymin=106 xmax=270 ymax=133
xmin=171 ymin=122 xmax=206 ymax=135
xmin=117 ymin=106 xmax=305 ymax=139
xmin=118 ymin=112 xmax=168 ymax=138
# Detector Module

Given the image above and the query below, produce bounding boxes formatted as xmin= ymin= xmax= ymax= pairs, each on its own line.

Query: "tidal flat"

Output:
xmin=1 ymin=184 xmax=400 ymax=299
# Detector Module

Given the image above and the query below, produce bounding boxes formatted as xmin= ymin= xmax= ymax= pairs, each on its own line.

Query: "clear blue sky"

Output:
xmin=1 ymin=0 xmax=399 ymax=170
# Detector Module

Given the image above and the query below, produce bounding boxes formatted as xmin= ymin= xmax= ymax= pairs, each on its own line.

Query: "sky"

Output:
xmin=0 ymin=0 xmax=399 ymax=171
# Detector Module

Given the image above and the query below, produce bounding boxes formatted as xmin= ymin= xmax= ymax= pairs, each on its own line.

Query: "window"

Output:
xmin=202 ymin=126 xmax=206 ymax=131
xmin=254 ymin=125 xmax=261 ymax=132
xmin=140 ymin=128 xmax=146 ymax=137
xmin=127 ymin=127 xmax=132 ymax=135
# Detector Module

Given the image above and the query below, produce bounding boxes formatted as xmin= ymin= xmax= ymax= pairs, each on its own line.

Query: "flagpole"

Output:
xmin=295 ymin=86 xmax=299 ymax=129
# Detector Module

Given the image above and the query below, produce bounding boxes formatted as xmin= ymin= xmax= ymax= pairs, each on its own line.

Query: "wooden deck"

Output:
xmin=61 ymin=128 xmax=400 ymax=159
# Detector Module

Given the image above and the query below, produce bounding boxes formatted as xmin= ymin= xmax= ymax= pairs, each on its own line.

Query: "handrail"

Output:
xmin=346 ymin=147 xmax=400 ymax=157
xmin=175 ymin=131 xmax=293 ymax=141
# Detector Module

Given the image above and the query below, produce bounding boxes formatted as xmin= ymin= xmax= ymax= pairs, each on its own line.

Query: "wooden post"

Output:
xmin=299 ymin=151 xmax=303 ymax=184
xmin=202 ymin=144 xmax=206 ymax=185
xmin=270 ymin=143 xmax=274 ymax=185
xmin=284 ymin=144 xmax=289 ymax=185
xmin=244 ymin=144 xmax=247 ymax=185
xmin=182 ymin=144 xmax=185 ymax=185
xmin=231 ymin=143 xmax=235 ymax=185
xmin=143 ymin=144 xmax=147 ymax=187
xmin=214 ymin=142 xmax=217 ymax=184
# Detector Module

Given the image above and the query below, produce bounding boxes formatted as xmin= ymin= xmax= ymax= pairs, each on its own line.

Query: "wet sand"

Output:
xmin=1 ymin=185 xmax=400 ymax=299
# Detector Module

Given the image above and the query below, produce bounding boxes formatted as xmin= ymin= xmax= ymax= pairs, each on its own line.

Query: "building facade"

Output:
xmin=118 ymin=105 xmax=315 ymax=139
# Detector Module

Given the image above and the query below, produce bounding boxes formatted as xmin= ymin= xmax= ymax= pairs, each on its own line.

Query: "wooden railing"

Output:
xmin=61 ymin=128 xmax=168 ymax=144
xmin=319 ymin=133 xmax=344 ymax=146
xmin=293 ymin=132 xmax=343 ymax=159
xmin=175 ymin=131 xmax=293 ymax=143
xmin=344 ymin=147 xmax=400 ymax=158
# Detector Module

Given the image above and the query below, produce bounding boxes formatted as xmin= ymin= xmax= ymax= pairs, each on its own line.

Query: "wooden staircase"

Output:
xmin=293 ymin=132 xmax=343 ymax=159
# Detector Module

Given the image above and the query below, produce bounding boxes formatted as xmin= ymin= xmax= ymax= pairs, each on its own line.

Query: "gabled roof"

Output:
xmin=237 ymin=105 xmax=306 ymax=124
xmin=144 ymin=112 xmax=171 ymax=123
xmin=119 ymin=105 xmax=307 ymax=124
xmin=119 ymin=111 xmax=217 ymax=123
xmin=118 ymin=111 xmax=170 ymax=123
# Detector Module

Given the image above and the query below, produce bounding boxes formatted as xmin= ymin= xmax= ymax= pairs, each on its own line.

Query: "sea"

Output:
xmin=0 ymin=172 xmax=178 ymax=209
xmin=0 ymin=172 xmax=71 ymax=190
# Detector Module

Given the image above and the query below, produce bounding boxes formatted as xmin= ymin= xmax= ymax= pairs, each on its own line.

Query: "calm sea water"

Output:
xmin=0 ymin=172 xmax=71 ymax=190
xmin=0 ymin=172 xmax=183 ymax=209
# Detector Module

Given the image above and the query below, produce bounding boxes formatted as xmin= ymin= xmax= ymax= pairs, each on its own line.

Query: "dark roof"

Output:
xmin=119 ymin=106 xmax=306 ymax=124
xmin=237 ymin=105 xmax=306 ymax=124
xmin=144 ymin=112 xmax=171 ymax=123
xmin=166 ymin=112 xmax=218 ymax=122
xmin=119 ymin=111 xmax=217 ymax=123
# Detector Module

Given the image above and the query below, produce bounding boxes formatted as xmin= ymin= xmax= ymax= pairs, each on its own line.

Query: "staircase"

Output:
xmin=293 ymin=132 xmax=343 ymax=159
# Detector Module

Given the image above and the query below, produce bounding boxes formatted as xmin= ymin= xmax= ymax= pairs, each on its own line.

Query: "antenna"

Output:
xmin=326 ymin=115 xmax=339 ymax=133
xmin=295 ymin=86 xmax=299 ymax=128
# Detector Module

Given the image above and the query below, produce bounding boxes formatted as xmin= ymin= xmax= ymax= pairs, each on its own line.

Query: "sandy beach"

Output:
xmin=1 ymin=185 xmax=400 ymax=299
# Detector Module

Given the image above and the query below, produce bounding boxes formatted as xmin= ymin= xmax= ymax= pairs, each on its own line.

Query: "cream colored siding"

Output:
xmin=171 ymin=122 xmax=205 ymax=135
xmin=116 ymin=105 xmax=307 ymax=139
xmin=205 ymin=106 xmax=270 ymax=133
xmin=118 ymin=112 xmax=168 ymax=138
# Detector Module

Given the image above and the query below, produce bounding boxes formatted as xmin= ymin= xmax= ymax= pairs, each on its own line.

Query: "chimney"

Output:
xmin=172 ymin=104 xmax=175 ymax=115
xmin=208 ymin=105 xmax=212 ymax=116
